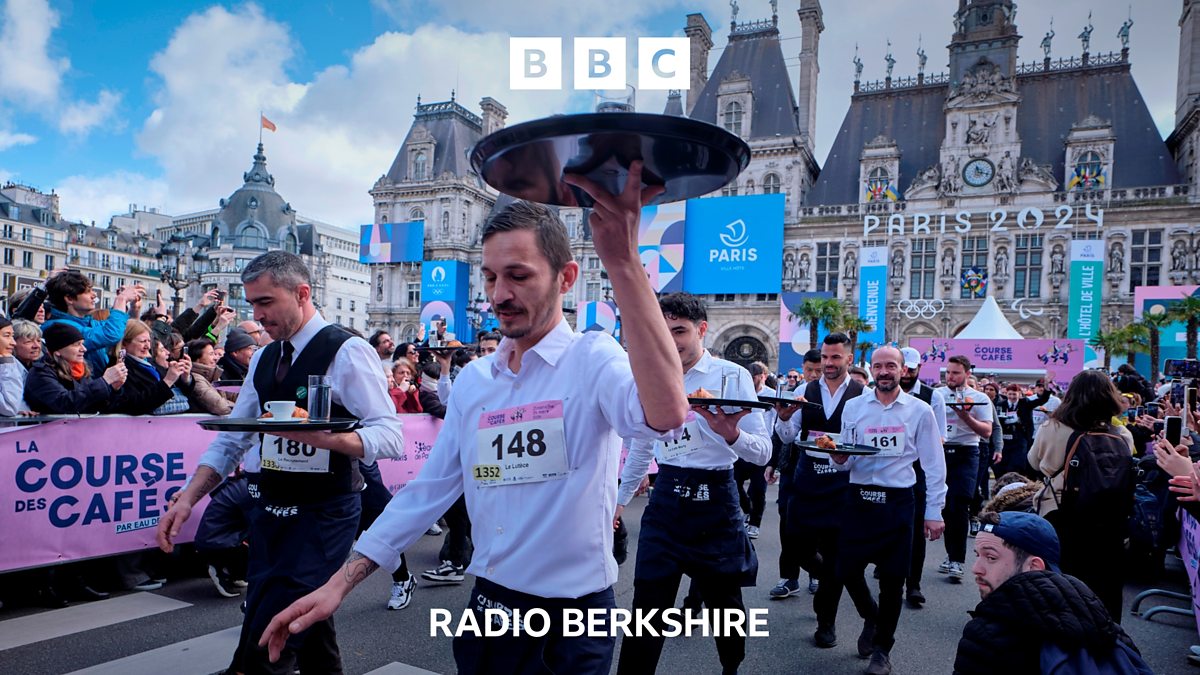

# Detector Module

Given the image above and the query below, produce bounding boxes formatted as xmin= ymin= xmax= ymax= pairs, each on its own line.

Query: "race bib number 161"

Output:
xmin=474 ymin=400 xmax=569 ymax=486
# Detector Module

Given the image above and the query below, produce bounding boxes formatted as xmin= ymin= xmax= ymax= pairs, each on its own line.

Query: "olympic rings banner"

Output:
xmin=858 ymin=247 xmax=888 ymax=347
xmin=1 ymin=413 xmax=445 ymax=572
xmin=908 ymin=338 xmax=1085 ymax=390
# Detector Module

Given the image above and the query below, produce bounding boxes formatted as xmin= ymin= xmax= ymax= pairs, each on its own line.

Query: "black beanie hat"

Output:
xmin=44 ymin=322 xmax=85 ymax=353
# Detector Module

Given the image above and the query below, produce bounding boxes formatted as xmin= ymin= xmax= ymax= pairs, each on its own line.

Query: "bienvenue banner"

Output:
xmin=858 ymin=247 xmax=888 ymax=347
xmin=1067 ymin=240 xmax=1104 ymax=341
xmin=2 ymin=413 xmax=445 ymax=572
xmin=908 ymin=337 xmax=1085 ymax=390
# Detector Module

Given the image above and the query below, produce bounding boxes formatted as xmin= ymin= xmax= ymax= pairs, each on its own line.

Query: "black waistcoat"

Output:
xmin=791 ymin=378 xmax=865 ymax=522
xmin=253 ymin=325 xmax=360 ymax=504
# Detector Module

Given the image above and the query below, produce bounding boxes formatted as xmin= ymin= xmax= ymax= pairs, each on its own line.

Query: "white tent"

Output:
xmin=954 ymin=296 xmax=1024 ymax=340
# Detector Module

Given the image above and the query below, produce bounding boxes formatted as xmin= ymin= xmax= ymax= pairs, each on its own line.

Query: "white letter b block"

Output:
xmin=511 ymin=37 xmax=562 ymax=90
xmin=574 ymin=37 xmax=626 ymax=90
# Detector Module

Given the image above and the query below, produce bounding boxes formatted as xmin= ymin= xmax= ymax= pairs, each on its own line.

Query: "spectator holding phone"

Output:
xmin=25 ymin=323 xmax=127 ymax=414
xmin=106 ymin=321 xmax=189 ymax=416
xmin=42 ymin=271 xmax=143 ymax=374
xmin=0 ymin=315 xmax=31 ymax=416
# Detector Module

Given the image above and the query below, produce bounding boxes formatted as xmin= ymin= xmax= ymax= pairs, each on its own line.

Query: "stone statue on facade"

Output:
xmin=885 ymin=41 xmax=896 ymax=79
xmin=376 ymin=273 xmax=384 ymax=302
xmin=908 ymin=165 xmax=941 ymax=195
xmin=954 ymin=12 xmax=964 ymax=35
xmin=917 ymin=41 xmax=927 ymax=75
xmin=995 ymin=151 xmax=1017 ymax=193
xmin=941 ymin=247 xmax=956 ymax=277
xmin=1018 ymin=157 xmax=1059 ymax=189
xmin=1118 ymin=17 xmax=1133 ymax=49
xmin=995 ymin=247 xmax=1009 ymax=277
xmin=844 ymin=250 xmax=859 ymax=281
xmin=1079 ymin=12 xmax=1093 ymax=52
xmin=729 ymin=0 xmax=738 ymax=24
xmin=1109 ymin=241 xmax=1124 ymax=272
xmin=940 ymin=155 xmax=961 ymax=195
xmin=966 ymin=114 xmax=997 ymax=146
xmin=1041 ymin=26 xmax=1055 ymax=58
xmin=853 ymin=44 xmax=863 ymax=81
xmin=784 ymin=252 xmax=795 ymax=280
xmin=890 ymin=248 xmax=905 ymax=279
xmin=798 ymin=252 xmax=811 ymax=279
xmin=1050 ymin=244 xmax=1065 ymax=275
xmin=1172 ymin=239 xmax=1190 ymax=272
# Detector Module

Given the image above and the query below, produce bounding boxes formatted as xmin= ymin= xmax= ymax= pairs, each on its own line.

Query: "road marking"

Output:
xmin=364 ymin=662 xmax=443 ymax=675
xmin=0 ymin=592 xmax=191 ymax=651
xmin=63 ymin=626 xmax=240 ymax=675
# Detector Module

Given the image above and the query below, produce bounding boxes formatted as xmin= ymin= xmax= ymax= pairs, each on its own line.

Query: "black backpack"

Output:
xmin=1044 ymin=425 xmax=1135 ymax=518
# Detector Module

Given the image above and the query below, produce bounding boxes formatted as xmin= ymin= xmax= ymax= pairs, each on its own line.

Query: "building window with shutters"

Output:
xmin=815 ymin=242 xmax=840 ymax=293
xmin=45 ymin=255 xmax=54 ymax=270
xmin=1129 ymin=229 xmax=1163 ymax=291
xmin=407 ymin=285 xmax=420 ymax=308
xmin=413 ymin=151 xmax=427 ymax=181
xmin=909 ymin=238 xmax=936 ymax=299
xmin=1014 ymin=234 xmax=1043 ymax=299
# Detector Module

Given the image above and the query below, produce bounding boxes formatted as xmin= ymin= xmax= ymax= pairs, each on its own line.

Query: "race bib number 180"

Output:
xmin=260 ymin=434 xmax=330 ymax=473
xmin=474 ymin=400 xmax=569 ymax=486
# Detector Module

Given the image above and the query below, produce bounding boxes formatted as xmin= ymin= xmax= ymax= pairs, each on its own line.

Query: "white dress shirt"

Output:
xmin=197 ymin=313 xmax=404 ymax=475
xmin=355 ymin=319 xmax=677 ymax=599
xmin=907 ymin=381 xmax=948 ymax=443
xmin=618 ymin=351 xmax=770 ymax=506
xmin=437 ymin=373 xmax=452 ymax=405
xmin=774 ymin=375 xmax=851 ymax=444
xmin=943 ymin=386 xmax=993 ymax=446
xmin=834 ymin=389 xmax=948 ymax=520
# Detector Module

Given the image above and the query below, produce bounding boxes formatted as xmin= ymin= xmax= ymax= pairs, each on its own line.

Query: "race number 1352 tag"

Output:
xmin=260 ymin=434 xmax=329 ymax=473
xmin=863 ymin=425 xmax=905 ymax=457
xmin=474 ymin=400 xmax=568 ymax=486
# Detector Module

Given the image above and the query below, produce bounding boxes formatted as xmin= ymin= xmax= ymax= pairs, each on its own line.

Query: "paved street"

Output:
xmin=1 ymin=483 xmax=1197 ymax=674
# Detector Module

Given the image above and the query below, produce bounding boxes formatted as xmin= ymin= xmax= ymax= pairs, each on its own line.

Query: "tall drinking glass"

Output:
xmin=308 ymin=375 xmax=332 ymax=422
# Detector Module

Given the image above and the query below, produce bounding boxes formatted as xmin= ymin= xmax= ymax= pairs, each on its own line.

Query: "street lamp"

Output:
xmin=467 ymin=292 xmax=487 ymax=341
xmin=156 ymin=232 xmax=206 ymax=316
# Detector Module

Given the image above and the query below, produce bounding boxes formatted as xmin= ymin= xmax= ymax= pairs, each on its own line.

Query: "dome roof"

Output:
xmin=212 ymin=143 xmax=297 ymax=249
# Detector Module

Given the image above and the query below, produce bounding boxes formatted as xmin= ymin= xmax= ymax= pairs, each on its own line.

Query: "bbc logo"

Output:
xmin=510 ymin=37 xmax=690 ymax=91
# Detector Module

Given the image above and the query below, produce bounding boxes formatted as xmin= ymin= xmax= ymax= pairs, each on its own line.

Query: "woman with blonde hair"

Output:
xmin=24 ymin=323 xmax=127 ymax=413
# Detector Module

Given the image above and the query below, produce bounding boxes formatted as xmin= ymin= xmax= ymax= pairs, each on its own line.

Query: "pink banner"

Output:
xmin=908 ymin=338 xmax=1085 ymax=390
xmin=1 ymin=416 xmax=217 ymax=572
xmin=376 ymin=413 xmax=443 ymax=494
xmin=1179 ymin=509 xmax=1200 ymax=638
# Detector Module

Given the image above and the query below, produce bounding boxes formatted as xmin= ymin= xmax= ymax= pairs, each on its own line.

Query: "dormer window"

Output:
xmin=414 ymin=151 xmax=428 ymax=181
xmin=722 ymin=101 xmax=744 ymax=135
xmin=1070 ymin=151 xmax=1105 ymax=190
xmin=410 ymin=207 xmax=425 ymax=222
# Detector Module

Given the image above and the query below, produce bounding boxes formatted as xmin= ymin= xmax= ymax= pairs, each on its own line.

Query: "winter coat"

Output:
xmin=389 ymin=387 xmax=423 ymax=414
xmin=105 ymin=356 xmax=173 ymax=415
xmin=1028 ymin=419 xmax=1135 ymax=517
xmin=0 ymin=357 xmax=30 ymax=416
xmin=42 ymin=306 xmax=129 ymax=375
xmin=23 ymin=356 xmax=113 ymax=414
xmin=953 ymin=570 xmax=1140 ymax=675
xmin=216 ymin=353 xmax=248 ymax=382
xmin=981 ymin=481 xmax=1041 ymax=515
xmin=188 ymin=372 xmax=233 ymax=416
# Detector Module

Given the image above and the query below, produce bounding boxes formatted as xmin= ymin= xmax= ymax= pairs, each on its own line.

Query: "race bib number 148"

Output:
xmin=474 ymin=400 xmax=569 ymax=486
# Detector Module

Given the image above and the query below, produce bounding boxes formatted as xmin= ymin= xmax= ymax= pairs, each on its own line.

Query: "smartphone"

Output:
xmin=1166 ymin=415 xmax=1185 ymax=447
xmin=1187 ymin=386 xmax=1197 ymax=416
xmin=1174 ymin=382 xmax=1187 ymax=407
xmin=1153 ymin=420 xmax=1165 ymax=435
xmin=118 ymin=349 xmax=126 ymax=360
xmin=216 ymin=289 xmax=227 ymax=302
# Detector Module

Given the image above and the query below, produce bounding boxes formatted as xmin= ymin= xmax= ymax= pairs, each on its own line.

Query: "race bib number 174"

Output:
xmin=474 ymin=400 xmax=569 ymax=486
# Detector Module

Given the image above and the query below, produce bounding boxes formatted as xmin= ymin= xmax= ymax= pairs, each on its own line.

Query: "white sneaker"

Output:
xmin=387 ymin=574 xmax=416 ymax=610
xmin=937 ymin=558 xmax=953 ymax=574
xmin=746 ymin=525 xmax=760 ymax=539
xmin=425 ymin=523 xmax=443 ymax=536
xmin=947 ymin=562 xmax=965 ymax=582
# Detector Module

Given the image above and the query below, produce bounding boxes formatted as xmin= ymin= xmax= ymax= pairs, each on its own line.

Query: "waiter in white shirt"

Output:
xmin=828 ymin=346 xmax=946 ymax=675
xmin=938 ymin=356 xmax=993 ymax=583
xmin=157 ymin=251 xmax=404 ymax=674
xmin=897 ymin=346 xmax=946 ymax=608
xmin=257 ymin=163 xmax=689 ymax=675
xmin=615 ymin=292 xmax=770 ymax=675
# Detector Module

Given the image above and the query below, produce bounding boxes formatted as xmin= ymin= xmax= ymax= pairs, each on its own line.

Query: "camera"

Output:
xmin=1164 ymin=359 xmax=1200 ymax=378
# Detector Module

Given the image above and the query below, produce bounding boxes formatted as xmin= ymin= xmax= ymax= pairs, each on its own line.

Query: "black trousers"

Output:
xmin=438 ymin=495 xmax=474 ymax=568
xmin=942 ymin=445 xmax=979 ymax=563
xmin=777 ymin=471 xmax=802 ymax=581
xmin=907 ymin=463 xmax=927 ymax=593
xmin=452 ymin=578 xmax=616 ymax=675
xmin=234 ymin=492 xmax=360 ymax=675
xmin=618 ymin=466 xmax=756 ymax=675
xmin=796 ymin=524 xmax=877 ymax=629
xmin=970 ymin=441 xmax=992 ymax=517
xmin=359 ymin=462 xmax=408 ymax=580
xmin=733 ymin=459 xmax=767 ymax=527
xmin=837 ymin=486 xmax=914 ymax=654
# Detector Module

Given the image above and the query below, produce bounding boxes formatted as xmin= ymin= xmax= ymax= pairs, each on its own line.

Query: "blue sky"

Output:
xmin=0 ymin=0 xmax=1182 ymax=229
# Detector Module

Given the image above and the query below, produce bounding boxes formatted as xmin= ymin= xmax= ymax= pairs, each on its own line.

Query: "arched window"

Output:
xmin=413 ymin=151 xmax=428 ymax=180
xmin=763 ymin=173 xmax=781 ymax=194
xmin=564 ymin=213 xmax=578 ymax=239
xmin=211 ymin=225 xmax=222 ymax=247
xmin=722 ymin=101 xmax=743 ymax=135
xmin=284 ymin=233 xmax=299 ymax=254
xmin=410 ymin=207 xmax=425 ymax=222
xmin=865 ymin=167 xmax=893 ymax=201
xmin=1071 ymin=151 xmax=1104 ymax=190
xmin=236 ymin=224 xmax=266 ymax=249
xmin=722 ymin=183 xmax=740 ymax=197
xmin=381 ymin=214 xmax=388 ymax=223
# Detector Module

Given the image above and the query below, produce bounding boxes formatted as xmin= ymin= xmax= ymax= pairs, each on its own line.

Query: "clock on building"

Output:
xmin=963 ymin=158 xmax=995 ymax=187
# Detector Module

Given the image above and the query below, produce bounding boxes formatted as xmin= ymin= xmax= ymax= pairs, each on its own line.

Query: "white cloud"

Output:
xmin=0 ymin=128 xmax=35 ymax=151
xmin=0 ymin=0 xmax=68 ymax=107
xmin=57 ymin=89 xmax=122 ymax=136
xmin=54 ymin=171 xmax=169 ymax=227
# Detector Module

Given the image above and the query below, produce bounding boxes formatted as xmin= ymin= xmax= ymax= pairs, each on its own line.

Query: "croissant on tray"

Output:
xmin=689 ymin=387 xmax=715 ymax=399
xmin=814 ymin=435 xmax=838 ymax=450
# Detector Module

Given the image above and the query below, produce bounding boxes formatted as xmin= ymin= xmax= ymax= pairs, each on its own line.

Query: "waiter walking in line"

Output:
xmin=256 ymin=163 xmax=689 ymax=675
xmin=615 ymin=292 xmax=770 ymax=675
xmin=897 ymin=347 xmax=947 ymax=608
xmin=937 ymin=356 xmax=993 ymax=583
xmin=157 ymin=251 xmax=404 ymax=674
xmin=774 ymin=332 xmax=877 ymax=655
xmin=829 ymin=346 xmax=946 ymax=675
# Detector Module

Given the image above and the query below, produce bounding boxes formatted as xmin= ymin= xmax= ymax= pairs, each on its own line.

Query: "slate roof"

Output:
xmin=663 ymin=91 xmax=685 ymax=117
xmin=687 ymin=22 xmax=801 ymax=139
xmin=386 ymin=100 xmax=484 ymax=182
xmin=212 ymin=143 xmax=297 ymax=247
xmin=808 ymin=61 xmax=1181 ymax=205
xmin=0 ymin=191 xmax=57 ymax=227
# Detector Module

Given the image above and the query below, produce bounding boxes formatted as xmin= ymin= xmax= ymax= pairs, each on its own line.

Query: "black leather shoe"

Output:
xmin=73 ymin=583 xmax=109 ymax=602
xmin=35 ymin=585 xmax=69 ymax=608
xmin=906 ymin=588 xmax=926 ymax=608
xmin=814 ymin=624 xmax=837 ymax=648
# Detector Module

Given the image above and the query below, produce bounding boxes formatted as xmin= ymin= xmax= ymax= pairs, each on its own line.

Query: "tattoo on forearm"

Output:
xmin=343 ymin=551 xmax=378 ymax=586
